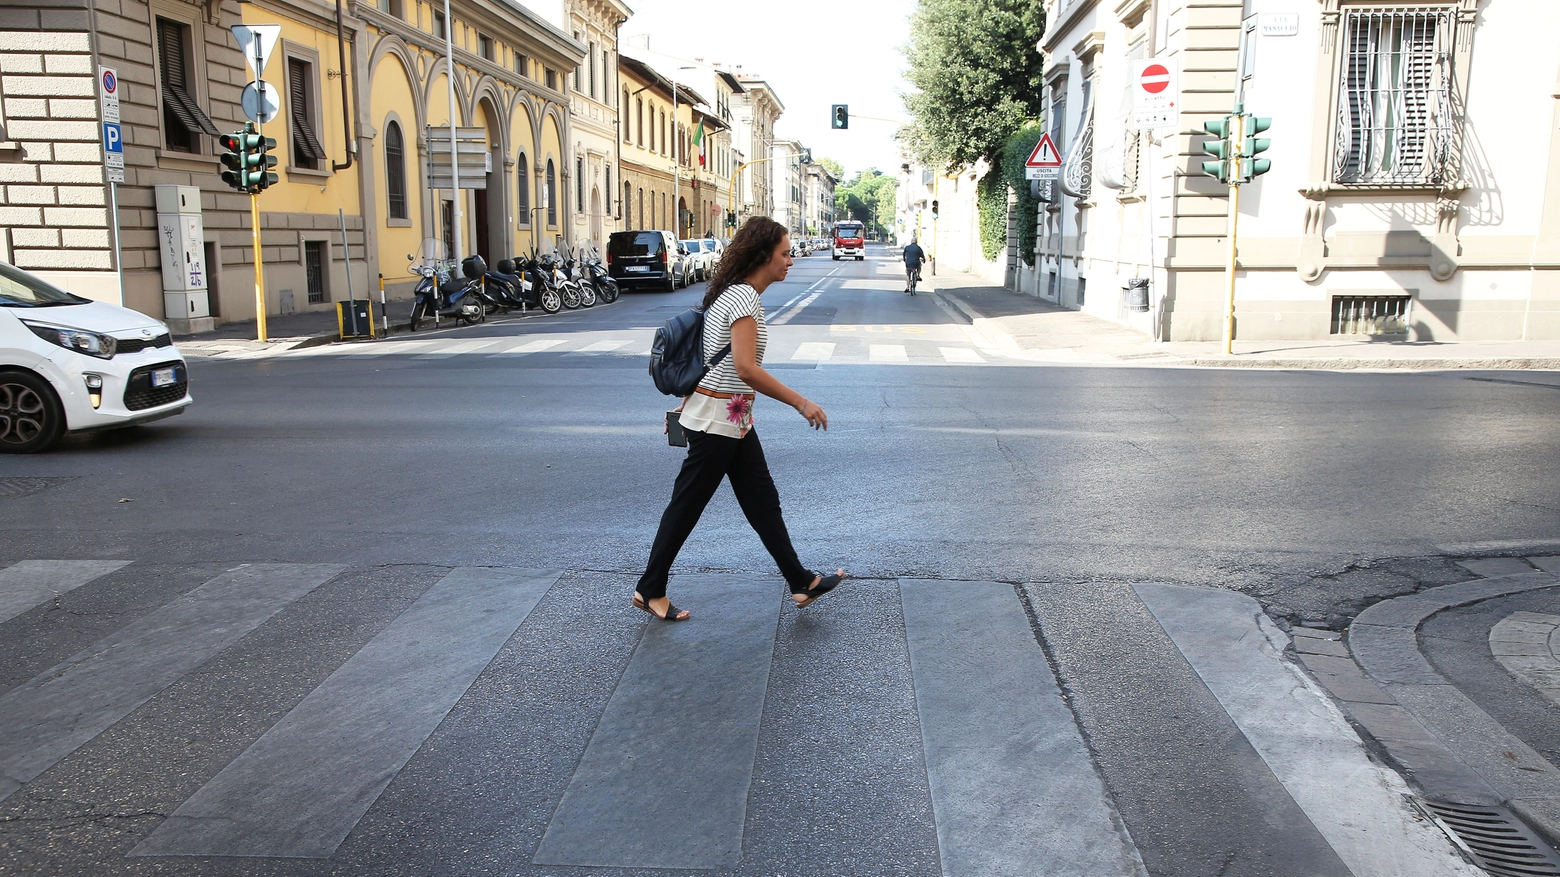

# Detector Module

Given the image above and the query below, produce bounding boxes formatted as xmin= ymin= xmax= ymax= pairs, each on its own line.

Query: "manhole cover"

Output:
xmin=1416 ymin=799 xmax=1560 ymax=876
xmin=0 ymin=477 xmax=77 ymax=499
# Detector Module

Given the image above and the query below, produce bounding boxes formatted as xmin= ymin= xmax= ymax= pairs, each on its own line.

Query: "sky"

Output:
xmin=618 ymin=0 xmax=916 ymax=182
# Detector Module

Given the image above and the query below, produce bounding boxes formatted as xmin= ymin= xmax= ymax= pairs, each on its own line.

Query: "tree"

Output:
xmin=902 ymin=0 xmax=1045 ymax=170
xmin=817 ymin=157 xmax=844 ymax=180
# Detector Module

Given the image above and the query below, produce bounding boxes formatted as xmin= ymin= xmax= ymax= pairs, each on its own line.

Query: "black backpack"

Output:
xmin=649 ymin=305 xmax=731 ymax=396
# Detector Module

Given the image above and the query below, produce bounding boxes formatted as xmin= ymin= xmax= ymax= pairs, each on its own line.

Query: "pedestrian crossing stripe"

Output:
xmin=0 ymin=559 xmax=1478 ymax=873
xmin=190 ymin=336 xmax=1002 ymax=366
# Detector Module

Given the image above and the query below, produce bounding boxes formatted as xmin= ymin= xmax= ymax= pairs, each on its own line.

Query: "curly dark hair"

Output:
xmin=703 ymin=216 xmax=789 ymax=309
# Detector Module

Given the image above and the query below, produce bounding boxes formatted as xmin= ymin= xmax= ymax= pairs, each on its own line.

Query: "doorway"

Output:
xmin=474 ymin=187 xmax=490 ymax=264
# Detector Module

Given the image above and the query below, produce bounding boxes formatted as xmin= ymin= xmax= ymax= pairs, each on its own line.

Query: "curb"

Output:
xmin=1308 ymin=570 xmax=1560 ymax=847
xmin=932 ymin=285 xmax=1560 ymax=371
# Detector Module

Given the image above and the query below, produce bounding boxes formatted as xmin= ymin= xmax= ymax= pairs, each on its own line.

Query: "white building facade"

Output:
xmin=1030 ymin=0 xmax=1560 ymax=342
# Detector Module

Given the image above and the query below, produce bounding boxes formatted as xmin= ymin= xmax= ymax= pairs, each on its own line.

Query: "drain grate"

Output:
xmin=0 ymin=477 xmax=77 ymax=499
xmin=1416 ymin=799 xmax=1560 ymax=876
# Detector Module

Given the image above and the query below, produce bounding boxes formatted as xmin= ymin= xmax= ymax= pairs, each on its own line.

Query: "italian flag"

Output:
xmin=694 ymin=120 xmax=706 ymax=168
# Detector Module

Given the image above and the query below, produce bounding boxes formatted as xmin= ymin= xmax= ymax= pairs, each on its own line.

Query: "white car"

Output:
xmin=680 ymin=239 xmax=719 ymax=282
xmin=0 ymin=261 xmax=191 ymax=453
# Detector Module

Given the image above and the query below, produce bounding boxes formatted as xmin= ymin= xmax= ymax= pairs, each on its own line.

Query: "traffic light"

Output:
xmin=219 ymin=130 xmax=249 ymax=191
xmin=726 ymin=209 xmax=735 ymax=228
xmin=1200 ymin=116 xmax=1233 ymax=184
xmin=931 ymin=199 xmax=939 ymax=218
xmin=1242 ymin=115 xmax=1272 ymax=181
xmin=219 ymin=122 xmax=277 ymax=193
xmin=831 ymin=104 xmax=848 ymax=130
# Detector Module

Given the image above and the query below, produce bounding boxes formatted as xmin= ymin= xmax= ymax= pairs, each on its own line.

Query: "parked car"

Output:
xmin=0 ymin=261 xmax=191 ymax=453
xmin=606 ymin=230 xmax=692 ymax=292
xmin=680 ymin=239 xmax=718 ymax=282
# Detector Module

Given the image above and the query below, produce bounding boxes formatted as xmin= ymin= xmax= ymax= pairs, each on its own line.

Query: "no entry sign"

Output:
xmin=1131 ymin=58 xmax=1179 ymax=130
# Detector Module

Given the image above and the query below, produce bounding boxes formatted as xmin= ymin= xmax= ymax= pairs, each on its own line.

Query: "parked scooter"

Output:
xmin=485 ymin=257 xmax=561 ymax=314
xmin=560 ymin=248 xmax=597 ymax=308
xmin=407 ymin=253 xmax=485 ymax=331
xmin=577 ymin=247 xmax=620 ymax=304
xmin=540 ymin=253 xmax=584 ymax=309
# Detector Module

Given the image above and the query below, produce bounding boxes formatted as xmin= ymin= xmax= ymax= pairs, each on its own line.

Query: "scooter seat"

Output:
xmin=439 ymin=279 xmax=469 ymax=296
xmin=485 ymin=271 xmax=522 ymax=283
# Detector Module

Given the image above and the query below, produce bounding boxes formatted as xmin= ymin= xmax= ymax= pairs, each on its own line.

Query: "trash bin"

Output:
xmin=1124 ymin=277 xmax=1150 ymax=312
xmin=337 ymin=299 xmax=374 ymax=339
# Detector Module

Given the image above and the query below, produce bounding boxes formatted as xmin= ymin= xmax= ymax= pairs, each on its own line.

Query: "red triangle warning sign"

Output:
xmin=1026 ymin=133 xmax=1062 ymax=168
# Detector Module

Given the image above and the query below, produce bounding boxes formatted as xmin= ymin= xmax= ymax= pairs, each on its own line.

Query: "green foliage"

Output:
xmin=999 ymin=122 xmax=1044 ymax=267
xmin=973 ymin=122 xmax=1045 ymax=266
xmin=833 ymin=168 xmax=899 ymax=238
xmin=817 ymin=157 xmax=844 ymax=180
xmin=977 ymin=170 xmax=1007 ymax=261
xmin=902 ymin=0 xmax=1046 ymax=170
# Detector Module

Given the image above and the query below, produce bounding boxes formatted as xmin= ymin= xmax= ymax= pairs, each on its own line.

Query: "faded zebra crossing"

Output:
xmin=0 ymin=559 xmax=1477 ymax=875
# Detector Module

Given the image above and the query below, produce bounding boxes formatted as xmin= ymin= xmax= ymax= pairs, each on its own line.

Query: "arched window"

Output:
xmin=546 ymin=159 xmax=557 ymax=226
xmin=622 ymin=89 xmax=630 ymax=142
xmin=606 ymin=165 xmax=613 ymax=217
xmin=384 ymin=120 xmax=407 ymax=220
xmin=659 ymin=112 xmax=666 ymax=155
xmin=576 ymin=156 xmax=584 ymax=212
xmin=636 ymin=98 xmax=643 ymax=146
xmin=637 ymin=187 xmax=643 ymax=229
xmin=516 ymin=150 xmax=530 ymax=224
xmin=623 ymin=182 xmax=630 ymax=225
xmin=647 ymin=102 xmax=654 ymax=151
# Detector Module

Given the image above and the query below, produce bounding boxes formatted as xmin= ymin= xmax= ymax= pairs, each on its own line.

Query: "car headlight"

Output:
xmin=22 ymin=322 xmax=117 ymax=359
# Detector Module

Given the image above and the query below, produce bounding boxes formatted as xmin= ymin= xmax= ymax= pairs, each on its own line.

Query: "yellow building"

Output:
xmin=617 ymin=55 xmax=726 ymax=239
xmin=358 ymin=0 xmax=584 ymax=296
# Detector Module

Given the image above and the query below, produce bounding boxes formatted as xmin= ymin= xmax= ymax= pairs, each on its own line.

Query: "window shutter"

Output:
xmin=158 ymin=19 xmax=221 ymax=140
xmin=289 ymin=58 xmax=328 ymax=162
xmin=385 ymin=121 xmax=407 ymax=219
xmin=517 ymin=152 xmax=529 ymax=215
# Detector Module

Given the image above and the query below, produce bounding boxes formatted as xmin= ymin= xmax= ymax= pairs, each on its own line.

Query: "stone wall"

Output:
xmin=0 ymin=28 xmax=120 ymax=303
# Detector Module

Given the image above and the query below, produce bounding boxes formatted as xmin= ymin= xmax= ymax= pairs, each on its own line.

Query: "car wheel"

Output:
xmin=0 ymin=370 xmax=65 ymax=454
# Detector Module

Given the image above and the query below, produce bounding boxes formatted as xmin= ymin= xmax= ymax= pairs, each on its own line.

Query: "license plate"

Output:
xmin=626 ymin=266 xmax=649 ymax=273
xmin=151 ymin=367 xmax=177 ymax=388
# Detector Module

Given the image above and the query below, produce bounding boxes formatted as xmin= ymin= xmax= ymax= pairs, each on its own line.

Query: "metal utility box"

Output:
xmin=154 ymin=184 xmax=202 ymax=215
xmin=157 ymin=214 xmax=206 ymax=293
xmin=154 ymin=184 xmax=214 ymax=333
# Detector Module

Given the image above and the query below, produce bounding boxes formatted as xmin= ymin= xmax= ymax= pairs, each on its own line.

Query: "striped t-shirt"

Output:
xmin=678 ymin=284 xmax=766 ymax=438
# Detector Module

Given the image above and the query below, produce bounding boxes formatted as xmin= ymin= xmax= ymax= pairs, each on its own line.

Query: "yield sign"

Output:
xmin=1026 ymin=133 xmax=1062 ymax=168
xmin=230 ymin=24 xmax=282 ymax=80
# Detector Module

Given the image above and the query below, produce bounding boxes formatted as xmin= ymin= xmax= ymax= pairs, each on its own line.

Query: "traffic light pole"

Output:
xmin=251 ymin=192 xmax=267 ymax=342
xmin=1221 ymin=111 xmax=1244 ymax=356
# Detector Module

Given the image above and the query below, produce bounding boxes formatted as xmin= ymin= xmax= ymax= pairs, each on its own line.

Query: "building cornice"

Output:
xmin=1042 ymin=0 xmax=1100 ymax=54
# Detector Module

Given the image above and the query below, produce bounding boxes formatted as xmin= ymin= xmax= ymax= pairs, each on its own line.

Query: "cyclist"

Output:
xmin=902 ymin=238 xmax=926 ymax=295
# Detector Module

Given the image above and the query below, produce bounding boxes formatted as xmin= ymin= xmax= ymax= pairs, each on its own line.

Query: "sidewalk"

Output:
xmin=173 ymin=298 xmax=529 ymax=358
xmin=923 ymin=270 xmax=1560 ymax=370
xmin=1296 ymin=555 xmax=1560 ymax=853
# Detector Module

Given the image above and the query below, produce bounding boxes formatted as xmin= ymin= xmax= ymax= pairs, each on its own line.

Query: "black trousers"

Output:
xmin=637 ymin=428 xmax=813 ymax=600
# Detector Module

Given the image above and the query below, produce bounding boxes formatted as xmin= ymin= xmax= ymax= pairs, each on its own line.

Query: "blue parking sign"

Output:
xmin=103 ymin=123 xmax=122 ymax=153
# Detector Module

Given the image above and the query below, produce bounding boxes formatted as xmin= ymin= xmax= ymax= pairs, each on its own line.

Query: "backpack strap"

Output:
xmin=707 ymin=343 xmax=732 ymax=369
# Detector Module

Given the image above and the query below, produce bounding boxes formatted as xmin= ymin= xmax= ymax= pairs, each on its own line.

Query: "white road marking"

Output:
xmin=769 ymin=292 xmax=820 ymax=326
xmin=0 ymin=561 xmax=131 ymax=627
xmin=575 ymin=339 xmax=632 ymax=353
xmin=1136 ymin=584 xmax=1485 ymax=877
xmin=940 ymin=347 xmax=986 ymax=363
xmin=869 ymin=344 xmax=908 ymax=363
xmin=488 ymin=338 xmax=565 ymax=355
xmin=790 ymin=341 xmax=835 ymax=362
xmin=414 ymin=338 xmax=507 ymax=359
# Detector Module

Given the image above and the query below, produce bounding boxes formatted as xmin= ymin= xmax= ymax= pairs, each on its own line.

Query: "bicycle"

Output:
xmin=905 ymin=265 xmax=923 ymax=296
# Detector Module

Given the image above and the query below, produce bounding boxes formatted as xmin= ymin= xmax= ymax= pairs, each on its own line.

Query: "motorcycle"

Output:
xmin=486 ymin=257 xmax=561 ymax=314
xmin=407 ymin=253 xmax=485 ymax=331
xmin=517 ymin=252 xmax=566 ymax=314
xmin=577 ymin=248 xmax=619 ymax=304
xmin=540 ymin=253 xmax=584 ymax=309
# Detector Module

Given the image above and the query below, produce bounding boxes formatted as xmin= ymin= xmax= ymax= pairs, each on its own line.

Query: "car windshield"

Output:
xmin=0 ymin=262 xmax=89 ymax=307
xmin=682 ymin=241 xmax=707 ymax=252
xmin=835 ymin=225 xmax=863 ymax=239
xmin=608 ymin=232 xmax=664 ymax=257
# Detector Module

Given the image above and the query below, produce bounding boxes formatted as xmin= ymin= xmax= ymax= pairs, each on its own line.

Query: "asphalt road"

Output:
xmin=2 ymin=242 xmax=1557 ymax=875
